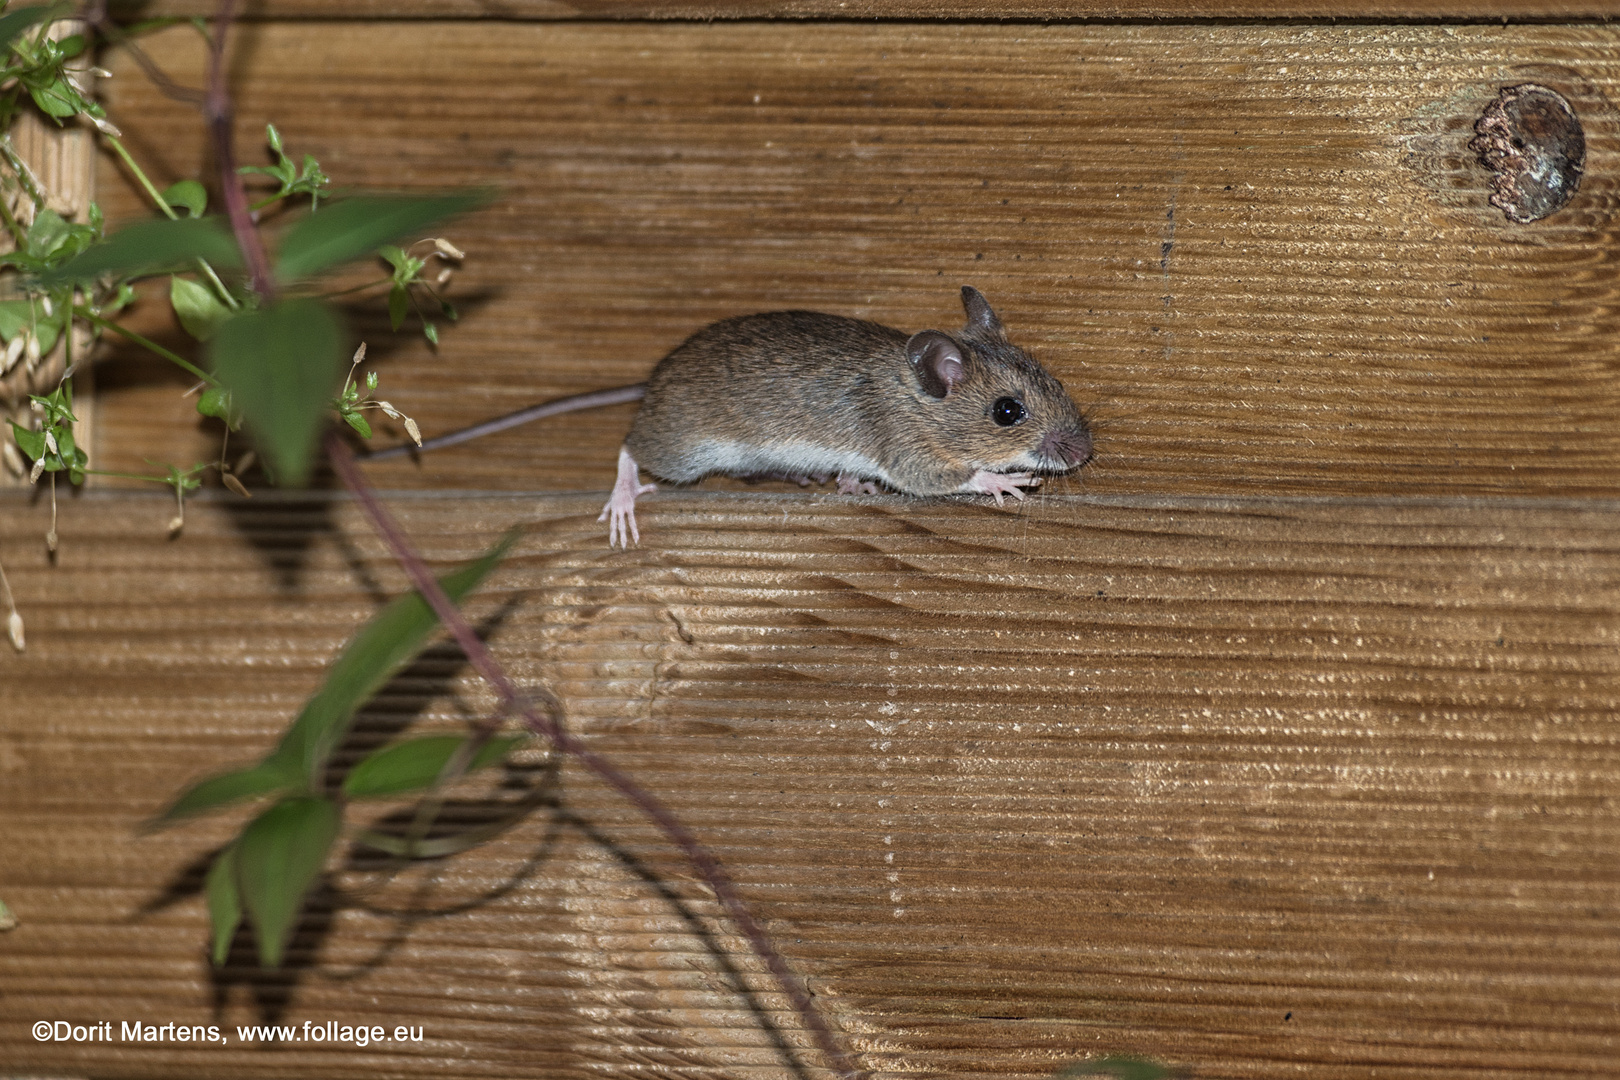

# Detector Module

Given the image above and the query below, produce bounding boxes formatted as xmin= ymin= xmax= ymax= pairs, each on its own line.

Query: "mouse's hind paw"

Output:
xmin=599 ymin=446 xmax=657 ymax=547
xmin=835 ymin=473 xmax=880 ymax=496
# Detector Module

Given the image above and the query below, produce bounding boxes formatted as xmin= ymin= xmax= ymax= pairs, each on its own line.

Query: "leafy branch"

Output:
xmin=4 ymin=6 xmax=869 ymax=1077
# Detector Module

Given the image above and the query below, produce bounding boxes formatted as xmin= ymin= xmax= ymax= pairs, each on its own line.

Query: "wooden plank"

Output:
xmin=2 ymin=488 xmax=1618 ymax=1077
xmin=91 ymin=22 xmax=1620 ymax=502
xmin=122 ymin=1 xmax=1620 ymax=23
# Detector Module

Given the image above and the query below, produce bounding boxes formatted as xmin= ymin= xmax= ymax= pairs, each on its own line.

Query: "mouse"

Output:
xmin=367 ymin=286 xmax=1094 ymax=547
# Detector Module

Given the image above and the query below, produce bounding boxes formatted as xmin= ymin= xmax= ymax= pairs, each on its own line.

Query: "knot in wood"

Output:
xmin=1469 ymin=83 xmax=1584 ymax=224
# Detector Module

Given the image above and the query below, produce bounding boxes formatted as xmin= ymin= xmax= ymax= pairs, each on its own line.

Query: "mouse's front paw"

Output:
xmin=966 ymin=470 xmax=1039 ymax=506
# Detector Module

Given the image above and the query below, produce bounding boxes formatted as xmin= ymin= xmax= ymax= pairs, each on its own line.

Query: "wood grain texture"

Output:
xmin=2 ymin=488 xmax=1619 ymax=1077
xmin=120 ymin=1 xmax=1620 ymax=23
xmin=91 ymin=22 xmax=1620 ymax=500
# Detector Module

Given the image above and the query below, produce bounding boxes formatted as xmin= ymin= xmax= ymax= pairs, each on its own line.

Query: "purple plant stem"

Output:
xmin=327 ymin=433 xmax=863 ymax=1080
xmin=205 ymin=0 xmax=276 ymax=301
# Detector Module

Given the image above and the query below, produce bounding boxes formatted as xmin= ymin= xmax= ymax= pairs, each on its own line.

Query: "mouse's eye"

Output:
xmin=991 ymin=397 xmax=1026 ymax=427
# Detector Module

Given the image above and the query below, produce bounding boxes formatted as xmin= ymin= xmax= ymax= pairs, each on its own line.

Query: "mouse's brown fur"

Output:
xmin=623 ymin=287 xmax=1092 ymax=497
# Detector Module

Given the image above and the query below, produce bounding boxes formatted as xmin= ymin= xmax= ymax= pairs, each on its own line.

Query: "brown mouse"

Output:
xmin=370 ymin=286 xmax=1093 ymax=546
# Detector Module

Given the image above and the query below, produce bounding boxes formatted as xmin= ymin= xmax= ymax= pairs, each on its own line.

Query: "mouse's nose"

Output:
xmin=1039 ymin=425 xmax=1093 ymax=468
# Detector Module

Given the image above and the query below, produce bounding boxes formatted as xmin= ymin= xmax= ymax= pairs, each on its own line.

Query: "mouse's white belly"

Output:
xmin=684 ymin=439 xmax=896 ymax=487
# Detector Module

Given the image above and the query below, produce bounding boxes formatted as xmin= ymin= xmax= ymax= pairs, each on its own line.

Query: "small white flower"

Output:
xmin=433 ymin=238 xmax=465 ymax=260
xmin=89 ymin=115 xmax=122 ymax=138
xmin=6 ymin=610 xmax=22 ymax=652
xmin=24 ymin=335 xmax=39 ymax=363
xmin=39 ymin=297 xmax=51 ymax=317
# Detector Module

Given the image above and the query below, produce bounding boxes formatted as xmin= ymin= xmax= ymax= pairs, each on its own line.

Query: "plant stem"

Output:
xmin=105 ymin=135 xmax=176 ymax=220
xmin=319 ymin=277 xmax=392 ymax=299
xmin=105 ymin=135 xmax=238 ymax=309
xmin=74 ymin=305 xmax=216 ymax=385
xmin=204 ymin=0 xmax=274 ymax=302
xmin=327 ymin=433 xmax=865 ymax=1080
xmin=81 ymin=468 xmax=168 ymax=483
xmin=0 ymin=134 xmax=45 ymax=216
xmin=0 ymin=184 xmax=26 ymax=246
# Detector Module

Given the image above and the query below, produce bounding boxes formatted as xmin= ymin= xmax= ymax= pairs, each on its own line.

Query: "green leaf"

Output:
xmin=169 ymin=274 xmax=230 ymax=342
xmin=195 ymin=385 xmax=242 ymax=430
xmin=274 ymin=192 xmax=486 ymax=283
xmin=270 ymin=529 xmax=518 ymax=787
xmin=41 ymin=216 xmax=242 ymax=286
xmin=377 ymin=244 xmax=407 ymax=273
xmin=155 ymin=761 xmax=295 ymax=823
xmin=207 ymin=298 xmax=346 ymax=487
xmin=0 ymin=7 xmax=53 ymax=52
xmin=0 ymin=299 xmax=31 ymax=341
xmin=235 ymin=796 xmax=340 ymax=968
xmin=28 ymin=77 xmax=80 ymax=119
xmin=344 ymin=734 xmax=524 ymax=799
xmin=162 ymin=179 xmax=207 ymax=219
xmin=340 ymin=409 xmax=372 ymax=439
xmin=27 ymin=209 xmax=75 ymax=260
xmin=387 ymin=283 xmax=408 ymax=331
xmin=8 ymin=420 xmax=43 ymax=460
xmin=205 ymin=844 xmax=242 ymax=966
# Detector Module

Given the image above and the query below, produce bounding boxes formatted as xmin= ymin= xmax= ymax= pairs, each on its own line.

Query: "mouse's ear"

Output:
xmin=906 ymin=330 xmax=967 ymax=399
xmin=960 ymin=286 xmax=1004 ymax=337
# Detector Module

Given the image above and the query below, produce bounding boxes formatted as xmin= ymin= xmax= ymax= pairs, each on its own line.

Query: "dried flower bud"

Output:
xmin=376 ymin=401 xmax=400 ymax=419
xmin=352 ymin=342 xmax=367 ymax=364
xmin=29 ymin=458 xmax=44 ymax=484
xmin=24 ymin=335 xmax=40 ymax=364
xmin=89 ymin=115 xmax=122 ymax=138
xmin=221 ymin=473 xmax=251 ymax=498
xmin=433 ymin=238 xmax=466 ymax=260
xmin=42 ymin=431 xmax=57 ymax=455
xmin=3 ymin=335 xmax=24 ymax=371
xmin=2 ymin=441 xmax=23 ymax=476
xmin=90 ymin=67 xmax=112 ymax=79
xmin=167 ymin=514 xmax=184 ymax=536
xmin=404 ymin=417 xmax=422 ymax=446
xmin=39 ymin=297 xmax=51 ymax=317
xmin=45 ymin=528 xmax=56 ymax=553
xmin=436 ymin=268 xmax=453 ymax=286
xmin=6 ymin=610 xmax=22 ymax=652
xmin=235 ymin=451 xmax=256 ymax=474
